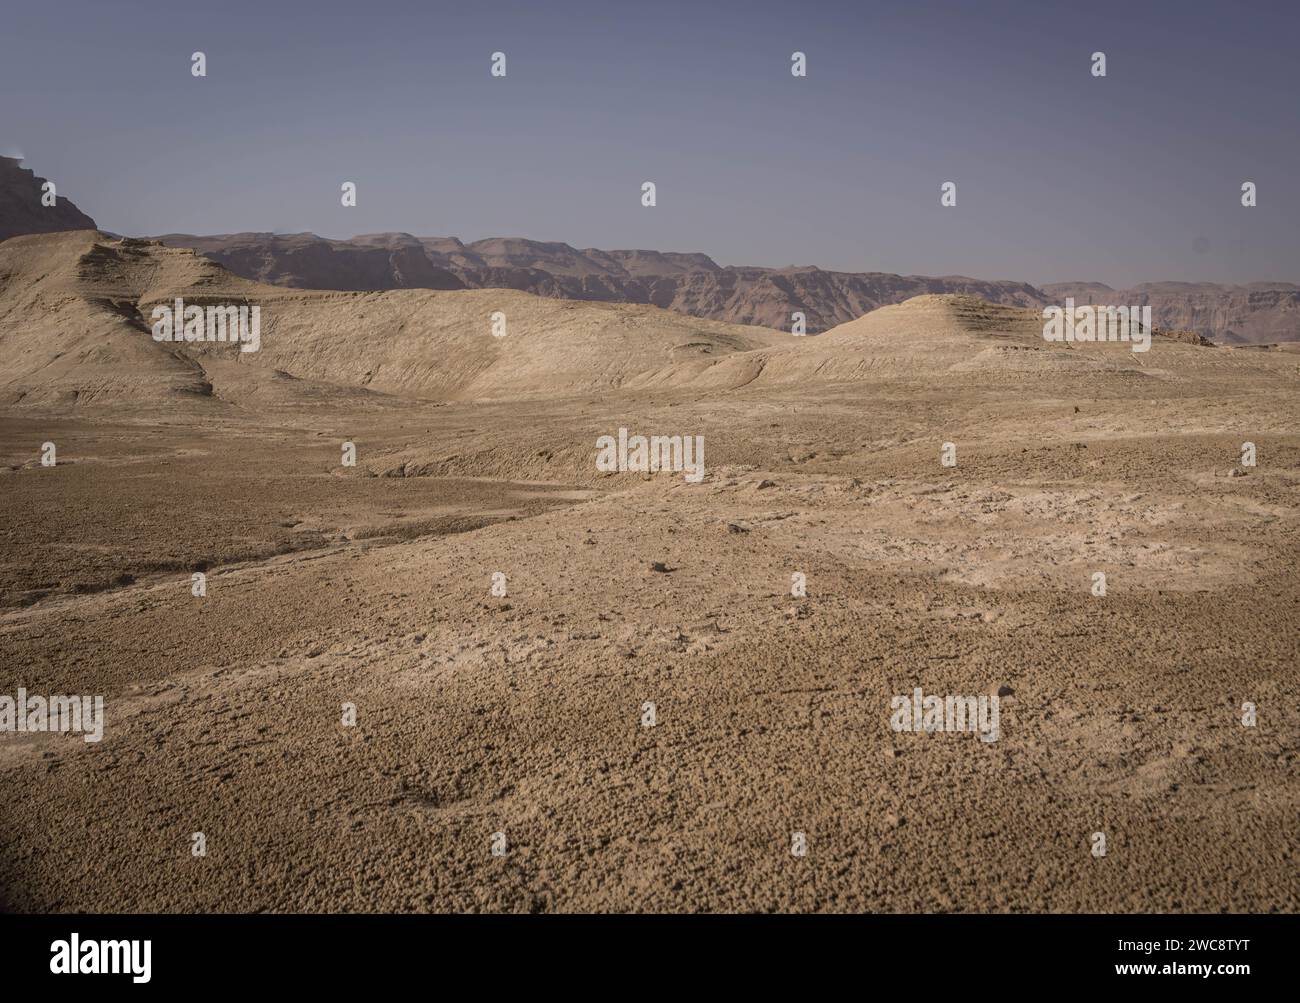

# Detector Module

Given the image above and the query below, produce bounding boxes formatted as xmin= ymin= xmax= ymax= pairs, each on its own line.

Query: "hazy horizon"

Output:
xmin=5 ymin=0 xmax=1298 ymax=287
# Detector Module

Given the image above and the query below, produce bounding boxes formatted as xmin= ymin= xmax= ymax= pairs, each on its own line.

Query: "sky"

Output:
xmin=4 ymin=0 xmax=1297 ymax=287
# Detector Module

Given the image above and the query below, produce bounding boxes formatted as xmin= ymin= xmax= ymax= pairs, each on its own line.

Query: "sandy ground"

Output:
xmin=1 ymin=233 xmax=1296 ymax=911
xmin=2 ymin=368 xmax=1297 ymax=912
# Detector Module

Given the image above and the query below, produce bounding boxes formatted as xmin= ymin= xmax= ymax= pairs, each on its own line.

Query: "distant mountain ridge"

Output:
xmin=0 ymin=161 xmax=1293 ymax=344
xmin=151 ymin=230 xmax=1048 ymax=335
xmin=1041 ymin=281 xmax=1300 ymax=346
xmin=154 ymin=231 xmax=1299 ymax=343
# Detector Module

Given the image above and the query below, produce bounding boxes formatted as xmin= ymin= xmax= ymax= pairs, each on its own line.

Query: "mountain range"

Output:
xmin=2 ymin=229 xmax=1249 ymax=413
xmin=1 ymin=157 xmax=1294 ymax=344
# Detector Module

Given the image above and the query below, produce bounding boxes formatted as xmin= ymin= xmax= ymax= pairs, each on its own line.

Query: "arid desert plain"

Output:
xmin=1 ymin=230 xmax=1297 ymax=912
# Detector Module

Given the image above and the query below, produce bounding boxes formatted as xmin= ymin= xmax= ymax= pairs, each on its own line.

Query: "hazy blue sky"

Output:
xmin=4 ymin=0 xmax=1297 ymax=286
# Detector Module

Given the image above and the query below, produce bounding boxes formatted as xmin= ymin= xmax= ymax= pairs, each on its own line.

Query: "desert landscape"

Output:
xmin=2 ymin=0 xmax=1299 ymax=920
xmin=1 ymin=209 xmax=1297 ymax=911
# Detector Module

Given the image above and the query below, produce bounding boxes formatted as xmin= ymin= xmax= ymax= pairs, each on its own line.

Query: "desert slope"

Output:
xmin=669 ymin=294 xmax=1260 ymax=394
xmin=6 ymin=233 xmax=1283 ymax=413
xmin=0 ymin=231 xmax=791 ymax=408
xmin=0 ymin=232 xmax=217 ymax=405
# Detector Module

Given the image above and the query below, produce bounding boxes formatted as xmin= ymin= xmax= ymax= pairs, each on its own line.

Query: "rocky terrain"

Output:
xmin=2 ymin=230 xmax=1297 ymax=912
xmin=0 ymin=157 xmax=97 ymax=243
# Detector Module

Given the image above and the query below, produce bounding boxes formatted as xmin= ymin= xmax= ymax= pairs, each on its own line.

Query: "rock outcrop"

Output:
xmin=0 ymin=157 xmax=98 ymax=243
